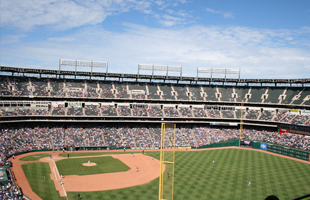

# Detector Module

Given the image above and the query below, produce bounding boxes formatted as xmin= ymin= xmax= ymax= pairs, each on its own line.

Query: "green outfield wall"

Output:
xmin=253 ymin=141 xmax=310 ymax=161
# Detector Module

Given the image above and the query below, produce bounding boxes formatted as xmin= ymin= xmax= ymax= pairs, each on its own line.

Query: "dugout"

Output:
xmin=0 ymin=167 xmax=9 ymax=185
xmin=74 ymin=145 xmax=109 ymax=151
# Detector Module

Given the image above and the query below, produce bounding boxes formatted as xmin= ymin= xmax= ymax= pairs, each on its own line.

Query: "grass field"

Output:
xmin=55 ymin=156 xmax=130 ymax=175
xmin=19 ymin=153 xmax=52 ymax=161
xmin=23 ymin=149 xmax=310 ymax=200
xmin=22 ymin=162 xmax=66 ymax=200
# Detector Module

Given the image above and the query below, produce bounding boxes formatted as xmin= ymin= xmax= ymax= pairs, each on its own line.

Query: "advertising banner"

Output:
xmin=279 ymin=129 xmax=289 ymax=135
xmin=177 ymin=147 xmax=192 ymax=149
xmin=260 ymin=143 xmax=267 ymax=151
xmin=131 ymin=147 xmax=159 ymax=150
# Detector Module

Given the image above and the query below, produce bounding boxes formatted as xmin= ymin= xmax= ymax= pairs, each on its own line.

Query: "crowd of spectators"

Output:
xmin=178 ymin=107 xmax=193 ymax=117
xmin=193 ymin=107 xmax=207 ymax=117
xmin=245 ymin=109 xmax=260 ymax=120
xmin=221 ymin=110 xmax=235 ymax=118
xmin=84 ymin=105 xmax=100 ymax=116
xmin=84 ymin=128 xmax=104 ymax=146
xmin=164 ymin=107 xmax=179 ymax=117
xmin=206 ymin=109 xmax=220 ymax=118
xmin=101 ymin=105 xmax=117 ymax=116
xmin=2 ymin=105 xmax=310 ymax=125
xmin=0 ymin=125 xmax=309 ymax=156
xmin=85 ymin=82 xmax=99 ymax=98
xmin=0 ymin=76 xmax=12 ymax=96
xmin=0 ymin=173 xmax=24 ymax=199
xmin=67 ymin=106 xmax=83 ymax=116
xmin=51 ymin=105 xmax=66 ymax=115
xmin=148 ymin=105 xmax=163 ymax=117
xmin=118 ymin=106 xmax=131 ymax=116
xmin=132 ymin=107 xmax=148 ymax=116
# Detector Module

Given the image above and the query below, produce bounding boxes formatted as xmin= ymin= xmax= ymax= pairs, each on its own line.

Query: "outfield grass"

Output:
xmin=56 ymin=156 xmax=130 ymax=176
xmin=58 ymin=151 xmax=142 ymax=157
xmin=19 ymin=153 xmax=52 ymax=161
xmin=22 ymin=162 xmax=66 ymax=200
xmin=23 ymin=149 xmax=310 ymax=200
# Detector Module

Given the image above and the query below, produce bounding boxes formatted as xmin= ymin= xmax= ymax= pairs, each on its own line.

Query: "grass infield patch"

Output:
xmin=19 ymin=153 xmax=52 ymax=161
xmin=56 ymin=156 xmax=130 ymax=176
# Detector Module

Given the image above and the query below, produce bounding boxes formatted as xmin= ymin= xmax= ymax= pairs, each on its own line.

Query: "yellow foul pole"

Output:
xmin=239 ymin=101 xmax=244 ymax=147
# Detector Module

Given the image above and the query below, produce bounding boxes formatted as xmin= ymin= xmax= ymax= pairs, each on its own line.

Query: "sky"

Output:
xmin=0 ymin=0 xmax=310 ymax=79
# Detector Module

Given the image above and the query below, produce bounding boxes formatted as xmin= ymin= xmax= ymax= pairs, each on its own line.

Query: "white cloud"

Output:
xmin=0 ymin=34 xmax=26 ymax=45
xmin=0 ymin=0 xmax=192 ymax=30
xmin=205 ymin=8 xmax=234 ymax=19
xmin=0 ymin=0 xmax=157 ymax=31
xmin=1 ymin=24 xmax=309 ymax=79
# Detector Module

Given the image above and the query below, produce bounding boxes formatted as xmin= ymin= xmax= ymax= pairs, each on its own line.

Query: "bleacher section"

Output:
xmin=100 ymin=82 xmax=115 ymax=98
xmin=203 ymin=86 xmax=218 ymax=101
xmin=174 ymin=85 xmax=190 ymax=100
xmin=160 ymin=84 xmax=175 ymax=100
xmin=265 ymin=88 xmax=285 ymax=104
xmin=31 ymin=78 xmax=49 ymax=96
xmin=235 ymin=87 xmax=249 ymax=102
xmin=188 ymin=85 xmax=204 ymax=101
xmin=248 ymin=87 xmax=266 ymax=103
xmin=282 ymin=88 xmax=301 ymax=104
xmin=129 ymin=83 xmax=147 ymax=100
xmin=292 ymin=88 xmax=310 ymax=105
xmin=147 ymin=84 xmax=161 ymax=100
xmin=218 ymin=87 xmax=234 ymax=102
xmin=86 ymin=81 xmax=99 ymax=98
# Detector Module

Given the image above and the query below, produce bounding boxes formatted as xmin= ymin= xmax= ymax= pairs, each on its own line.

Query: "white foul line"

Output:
xmin=53 ymin=167 xmax=57 ymax=180
xmin=52 ymin=159 xmax=68 ymax=200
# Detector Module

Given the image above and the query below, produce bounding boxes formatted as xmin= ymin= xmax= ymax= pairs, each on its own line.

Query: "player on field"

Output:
xmin=213 ymin=159 xmax=215 ymax=163
xmin=248 ymin=180 xmax=251 ymax=186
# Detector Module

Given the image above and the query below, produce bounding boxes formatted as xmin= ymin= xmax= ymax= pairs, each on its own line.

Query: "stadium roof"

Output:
xmin=1 ymin=66 xmax=310 ymax=85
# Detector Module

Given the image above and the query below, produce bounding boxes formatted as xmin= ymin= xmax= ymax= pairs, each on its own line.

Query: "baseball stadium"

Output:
xmin=0 ymin=63 xmax=310 ymax=200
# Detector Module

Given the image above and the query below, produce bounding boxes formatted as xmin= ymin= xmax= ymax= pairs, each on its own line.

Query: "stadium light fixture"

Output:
xmin=59 ymin=59 xmax=108 ymax=74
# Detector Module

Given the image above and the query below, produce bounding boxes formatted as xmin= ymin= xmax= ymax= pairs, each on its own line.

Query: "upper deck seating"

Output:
xmin=248 ymin=87 xmax=266 ymax=103
xmin=265 ymin=88 xmax=284 ymax=104
xmin=203 ymin=86 xmax=218 ymax=101
xmin=147 ymin=84 xmax=161 ymax=100
xmin=86 ymin=81 xmax=99 ymax=98
xmin=218 ymin=87 xmax=234 ymax=102
xmin=13 ymin=77 xmax=31 ymax=96
xmin=0 ymin=76 xmax=12 ymax=96
xmin=188 ymin=86 xmax=204 ymax=101
xmin=174 ymin=85 xmax=190 ymax=100
xmin=160 ymin=85 xmax=175 ymax=100
xmin=115 ymin=83 xmax=130 ymax=98
xmin=31 ymin=78 xmax=49 ymax=96
xmin=99 ymin=82 xmax=115 ymax=98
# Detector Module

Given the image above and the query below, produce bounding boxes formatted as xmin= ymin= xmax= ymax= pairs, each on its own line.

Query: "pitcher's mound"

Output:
xmin=82 ymin=163 xmax=97 ymax=166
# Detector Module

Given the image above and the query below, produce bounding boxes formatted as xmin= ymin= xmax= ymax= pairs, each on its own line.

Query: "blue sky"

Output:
xmin=0 ymin=0 xmax=309 ymax=79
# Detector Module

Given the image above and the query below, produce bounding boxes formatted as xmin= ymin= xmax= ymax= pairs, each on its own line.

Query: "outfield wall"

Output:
xmin=253 ymin=141 xmax=310 ymax=161
xmin=192 ymin=139 xmax=310 ymax=161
